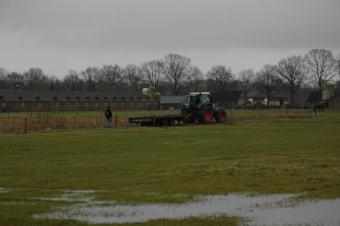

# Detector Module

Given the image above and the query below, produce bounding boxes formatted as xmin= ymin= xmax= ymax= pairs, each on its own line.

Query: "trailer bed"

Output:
xmin=129 ymin=114 xmax=184 ymax=126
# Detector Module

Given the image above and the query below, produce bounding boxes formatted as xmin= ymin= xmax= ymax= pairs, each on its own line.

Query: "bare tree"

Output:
xmin=98 ymin=65 xmax=123 ymax=90
xmin=276 ymin=55 xmax=306 ymax=105
xmin=123 ymin=64 xmax=143 ymax=91
xmin=305 ymin=49 xmax=338 ymax=97
xmin=0 ymin=68 xmax=8 ymax=89
xmin=81 ymin=66 xmax=100 ymax=91
xmin=256 ymin=65 xmax=281 ymax=106
xmin=238 ymin=69 xmax=256 ymax=107
xmin=186 ymin=66 xmax=206 ymax=92
xmin=162 ymin=53 xmax=191 ymax=95
xmin=141 ymin=60 xmax=163 ymax=91
xmin=48 ymin=76 xmax=63 ymax=91
xmin=23 ymin=68 xmax=49 ymax=90
xmin=6 ymin=72 xmax=24 ymax=89
xmin=63 ymin=70 xmax=82 ymax=91
xmin=206 ymin=65 xmax=234 ymax=95
xmin=337 ymin=54 xmax=340 ymax=79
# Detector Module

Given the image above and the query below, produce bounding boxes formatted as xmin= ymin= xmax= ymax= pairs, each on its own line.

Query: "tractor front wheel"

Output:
xmin=203 ymin=105 xmax=214 ymax=123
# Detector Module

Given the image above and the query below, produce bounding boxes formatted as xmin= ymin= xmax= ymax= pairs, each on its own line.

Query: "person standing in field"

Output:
xmin=105 ymin=106 xmax=113 ymax=128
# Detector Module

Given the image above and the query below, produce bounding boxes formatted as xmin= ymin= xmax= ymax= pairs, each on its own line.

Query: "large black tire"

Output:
xmin=160 ymin=119 xmax=169 ymax=127
xmin=169 ymin=119 xmax=175 ymax=126
xmin=202 ymin=105 xmax=214 ymax=123
xmin=216 ymin=110 xmax=227 ymax=123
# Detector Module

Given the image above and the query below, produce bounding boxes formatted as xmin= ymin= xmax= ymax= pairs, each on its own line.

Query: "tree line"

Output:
xmin=1 ymin=49 xmax=339 ymax=105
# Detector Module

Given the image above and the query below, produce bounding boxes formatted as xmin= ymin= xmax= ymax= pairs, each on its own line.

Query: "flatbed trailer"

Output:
xmin=128 ymin=114 xmax=185 ymax=126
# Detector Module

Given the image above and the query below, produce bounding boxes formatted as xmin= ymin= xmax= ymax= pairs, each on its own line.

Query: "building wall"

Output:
xmin=329 ymin=97 xmax=340 ymax=109
xmin=247 ymin=98 xmax=288 ymax=107
xmin=268 ymin=100 xmax=289 ymax=106
xmin=0 ymin=100 xmax=159 ymax=112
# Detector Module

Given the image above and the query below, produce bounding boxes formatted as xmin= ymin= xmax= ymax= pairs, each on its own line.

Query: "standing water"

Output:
xmin=34 ymin=191 xmax=340 ymax=225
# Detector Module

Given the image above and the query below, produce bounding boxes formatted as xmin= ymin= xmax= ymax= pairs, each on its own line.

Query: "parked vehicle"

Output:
xmin=313 ymin=101 xmax=327 ymax=112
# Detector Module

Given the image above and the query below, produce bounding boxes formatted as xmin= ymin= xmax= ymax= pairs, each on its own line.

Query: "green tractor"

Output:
xmin=181 ymin=92 xmax=227 ymax=123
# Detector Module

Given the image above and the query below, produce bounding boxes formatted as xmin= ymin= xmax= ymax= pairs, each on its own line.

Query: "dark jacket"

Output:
xmin=105 ymin=109 xmax=112 ymax=119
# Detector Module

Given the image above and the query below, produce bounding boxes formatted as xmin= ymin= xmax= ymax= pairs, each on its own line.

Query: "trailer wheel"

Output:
xmin=161 ymin=119 xmax=169 ymax=127
xmin=169 ymin=119 xmax=175 ymax=126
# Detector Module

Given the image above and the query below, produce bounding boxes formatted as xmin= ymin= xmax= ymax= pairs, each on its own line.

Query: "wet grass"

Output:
xmin=0 ymin=118 xmax=340 ymax=225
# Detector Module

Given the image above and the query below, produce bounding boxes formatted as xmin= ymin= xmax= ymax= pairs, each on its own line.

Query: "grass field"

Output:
xmin=1 ymin=108 xmax=339 ymax=121
xmin=0 ymin=111 xmax=340 ymax=225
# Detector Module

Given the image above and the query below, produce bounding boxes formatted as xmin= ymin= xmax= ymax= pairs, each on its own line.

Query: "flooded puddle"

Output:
xmin=34 ymin=191 xmax=340 ymax=225
xmin=0 ymin=187 xmax=7 ymax=193
xmin=37 ymin=189 xmax=96 ymax=202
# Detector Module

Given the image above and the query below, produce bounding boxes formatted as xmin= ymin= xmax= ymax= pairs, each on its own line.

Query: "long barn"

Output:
xmin=0 ymin=90 xmax=159 ymax=112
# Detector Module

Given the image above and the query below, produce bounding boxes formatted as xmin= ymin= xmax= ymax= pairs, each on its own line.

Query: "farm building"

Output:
xmin=328 ymin=82 xmax=340 ymax=109
xmin=307 ymin=91 xmax=322 ymax=105
xmin=247 ymin=96 xmax=289 ymax=107
xmin=0 ymin=89 xmax=159 ymax=112
xmin=306 ymin=82 xmax=340 ymax=109
xmin=212 ymin=90 xmax=242 ymax=107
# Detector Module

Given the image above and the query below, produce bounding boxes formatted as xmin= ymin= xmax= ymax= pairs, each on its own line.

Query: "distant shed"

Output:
xmin=212 ymin=90 xmax=242 ymax=107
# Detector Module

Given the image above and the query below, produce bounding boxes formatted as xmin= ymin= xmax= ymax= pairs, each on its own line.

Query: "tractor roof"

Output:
xmin=189 ymin=92 xmax=210 ymax=96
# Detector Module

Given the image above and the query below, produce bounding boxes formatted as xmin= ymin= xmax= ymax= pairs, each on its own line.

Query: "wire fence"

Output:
xmin=0 ymin=109 xmax=338 ymax=134
xmin=0 ymin=114 xmax=139 ymax=133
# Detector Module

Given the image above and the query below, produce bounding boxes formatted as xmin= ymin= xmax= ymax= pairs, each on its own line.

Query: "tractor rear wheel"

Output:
xmin=202 ymin=105 xmax=214 ymax=123
xmin=216 ymin=110 xmax=227 ymax=123
xmin=161 ymin=119 xmax=169 ymax=127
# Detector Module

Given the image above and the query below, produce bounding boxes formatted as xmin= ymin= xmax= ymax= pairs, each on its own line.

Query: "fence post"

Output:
xmin=115 ymin=113 xmax=118 ymax=129
xmin=153 ymin=112 xmax=156 ymax=127
xmin=229 ymin=108 xmax=232 ymax=122
xmin=46 ymin=114 xmax=49 ymax=129
xmin=125 ymin=111 xmax=128 ymax=128
xmin=73 ymin=116 xmax=76 ymax=130
xmin=24 ymin=117 xmax=27 ymax=134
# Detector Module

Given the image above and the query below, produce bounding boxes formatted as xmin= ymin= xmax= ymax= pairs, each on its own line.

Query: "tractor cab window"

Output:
xmin=182 ymin=96 xmax=190 ymax=105
xmin=183 ymin=95 xmax=208 ymax=107
xmin=200 ymin=95 xmax=211 ymax=104
xmin=185 ymin=96 xmax=199 ymax=106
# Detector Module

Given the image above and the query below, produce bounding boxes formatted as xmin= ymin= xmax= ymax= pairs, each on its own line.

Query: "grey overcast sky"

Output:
xmin=0 ymin=0 xmax=339 ymax=77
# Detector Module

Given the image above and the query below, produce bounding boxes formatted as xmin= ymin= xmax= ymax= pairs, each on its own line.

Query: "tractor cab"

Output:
xmin=183 ymin=92 xmax=212 ymax=109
